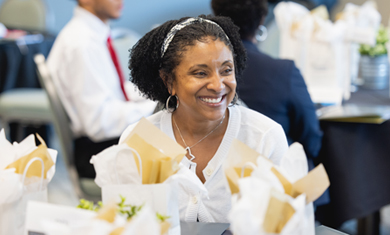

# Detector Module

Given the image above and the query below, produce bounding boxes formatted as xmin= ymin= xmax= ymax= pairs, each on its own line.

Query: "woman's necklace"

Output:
xmin=173 ymin=114 xmax=226 ymax=161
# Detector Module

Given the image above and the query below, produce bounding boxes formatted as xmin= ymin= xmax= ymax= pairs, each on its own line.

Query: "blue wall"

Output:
xmin=0 ymin=0 xmax=213 ymax=36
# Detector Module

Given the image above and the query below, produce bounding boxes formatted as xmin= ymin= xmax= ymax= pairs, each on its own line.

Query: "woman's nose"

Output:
xmin=207 ymin=73 xmax=225 ymax=92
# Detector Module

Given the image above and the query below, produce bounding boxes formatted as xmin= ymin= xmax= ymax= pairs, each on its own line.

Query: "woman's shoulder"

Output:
xmin=234 ymin=105 xmax=282 ymax=131
xmin=118 ymin=110 xmax=167 ymax=144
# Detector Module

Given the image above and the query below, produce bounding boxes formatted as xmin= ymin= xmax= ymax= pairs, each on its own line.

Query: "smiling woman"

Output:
xmin=119 ymin=15 xmax=289 ymax=223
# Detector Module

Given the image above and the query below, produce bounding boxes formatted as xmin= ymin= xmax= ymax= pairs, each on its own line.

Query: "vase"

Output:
xmin=359 ymin=54 xmax=389 ymax=90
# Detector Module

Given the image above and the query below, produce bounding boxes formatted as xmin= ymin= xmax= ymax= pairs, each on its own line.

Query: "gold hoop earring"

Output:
xmin=166 ymin=95 xmax=179 ymax=113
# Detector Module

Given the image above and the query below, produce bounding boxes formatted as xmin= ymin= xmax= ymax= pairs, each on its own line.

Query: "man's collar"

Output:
xmin=74 ymin=6 xmax=111 ymax=41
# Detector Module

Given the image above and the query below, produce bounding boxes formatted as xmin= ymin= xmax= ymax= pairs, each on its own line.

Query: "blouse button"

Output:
xmin=206 ymin=168 xmax=213 ymax=176
xmin=192 ymin=196 xmax=198 ymax=204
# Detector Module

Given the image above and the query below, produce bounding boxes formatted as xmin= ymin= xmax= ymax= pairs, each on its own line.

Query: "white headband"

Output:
xmin=160 ymin=17 xmax=231 ymax=58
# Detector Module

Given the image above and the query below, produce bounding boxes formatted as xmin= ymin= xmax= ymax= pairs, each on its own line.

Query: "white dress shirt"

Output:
xmin=47 ymin=6 xmax=156 ymax=142
xmin=119 ymin=105 xmax=289 ymax=222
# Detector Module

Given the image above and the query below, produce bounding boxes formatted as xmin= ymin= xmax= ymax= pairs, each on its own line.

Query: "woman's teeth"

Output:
xmin=200 ymin=96 xmax=223 ymax=104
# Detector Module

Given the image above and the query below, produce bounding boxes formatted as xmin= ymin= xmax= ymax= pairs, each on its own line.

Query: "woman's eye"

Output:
xmin=194 ymin=71 xmax=207 ymax=77
xmin=222 ymin=68 xmax=233 ymax=75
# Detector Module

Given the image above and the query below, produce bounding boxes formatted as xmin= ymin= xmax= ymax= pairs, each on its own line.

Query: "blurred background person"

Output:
xmin=211 ymin=0 xmax=323 ymax=178
xmin=267 ymin=0 xmax=338 ymax=12
xmin=47 ymin=0 xmax=156 ymax=179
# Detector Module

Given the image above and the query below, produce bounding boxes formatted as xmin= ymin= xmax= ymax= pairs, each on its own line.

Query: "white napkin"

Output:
xmin=167 ymin=164 xmax=208 ymax=197
xmin=280 ymin=142 xmax=308 ymax=182
xmin=121 ymin=206 xmax=160 ymax=235
xmin=90 ymin=144 xmax=141 ymax=187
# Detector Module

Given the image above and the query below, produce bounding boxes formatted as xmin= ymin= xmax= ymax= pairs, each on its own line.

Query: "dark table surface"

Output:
xmin=179 ymin=222 xmax=347 ymax=235
xmin=315 ymin=87 xmax=390 ymax=228
xmin=0 ymin=34 xmax=55 ymax=93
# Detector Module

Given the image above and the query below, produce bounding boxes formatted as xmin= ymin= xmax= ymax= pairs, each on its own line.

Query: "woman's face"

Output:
xmin=170 ymin=37 xmax=236 ymax=121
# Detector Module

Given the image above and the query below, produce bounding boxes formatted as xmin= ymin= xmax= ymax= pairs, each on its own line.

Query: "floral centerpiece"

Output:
xmin=358 ymin=25 xmax=389 ymax=89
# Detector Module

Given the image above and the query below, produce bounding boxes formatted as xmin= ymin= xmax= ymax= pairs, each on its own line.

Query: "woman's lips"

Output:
xmin=199 ymin=95 xmax=226 ymax=105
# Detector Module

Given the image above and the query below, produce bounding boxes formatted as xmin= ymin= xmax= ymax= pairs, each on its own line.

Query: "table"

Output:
xmin=179 ymin=222 xmax=347 ymax=235
xmin=0 ymin=34 xmax=55 ymax=92
xmin=315 ymin=88 xmax=390 ymax=234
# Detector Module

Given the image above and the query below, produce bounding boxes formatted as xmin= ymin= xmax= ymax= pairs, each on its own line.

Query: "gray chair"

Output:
xmin=0 ymin=0 xmax=54 ymax=32
xmin=0 ymin=88 xmax=52 ymax=141
xmin=34 ymin=54 xmax=101 ymax=201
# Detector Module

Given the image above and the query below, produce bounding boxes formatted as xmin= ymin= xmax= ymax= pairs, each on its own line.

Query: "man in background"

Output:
xmin=47 ymin=0 xmax=156 ymax=178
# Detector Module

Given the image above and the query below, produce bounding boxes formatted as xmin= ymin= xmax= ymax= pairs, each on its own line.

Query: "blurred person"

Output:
xmin=212 ymin=0 xmax=323 ymax=172
xmin=47 ymin=0 xmax=156 ymax=178
xmin=119 ymin=15 xmax=289 ymax=222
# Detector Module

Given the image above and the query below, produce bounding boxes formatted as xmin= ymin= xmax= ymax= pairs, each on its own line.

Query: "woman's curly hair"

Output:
xmin=211 ymin=0 xmax=268 ymax=39
xmin=129 ymin=14 xmax=246 ymax=109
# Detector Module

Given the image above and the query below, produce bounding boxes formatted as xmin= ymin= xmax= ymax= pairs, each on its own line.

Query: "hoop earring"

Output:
xmin=255 ymin=25 xmax=268 ymax=42
xmin=166 ymin=95 xmax=179 ymax=113
xmin=229 ymin=93 xmax=238 ymax=107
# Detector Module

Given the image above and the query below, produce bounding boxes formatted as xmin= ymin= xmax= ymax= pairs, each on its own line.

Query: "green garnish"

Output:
xmin=76 ymin=195 xmax=169 ymax=221
xmin=359 ymin=25 xmax=389 ymax=57
xmin=156 ymin=212 xmax=171 ymax=222
xmin=117 ymin=195 xmax=143 ymax=220
xmin=76 ymin=198 xmax=102 ymax=211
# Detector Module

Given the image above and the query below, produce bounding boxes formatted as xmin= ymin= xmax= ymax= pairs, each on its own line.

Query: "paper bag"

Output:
xmin=92 ymin=118 xmax=187 ymax=234
xmin=102 ymin=181 xmax=180 ymax=235
xmin=123 ymin=118 xmax=186 ymax=184
xmin=255 ymin=155 xmax=330 ymax=204
xmin=229 ymin=174 xmax=314 ymax=235
xmin=1 ymin=132 xmax=57 ymax=203
xmin=0 ymin=157 xmax=48 ymax=235
xmin=275 ymin=1 xmax=381 ymax=104
xmin=228 ymin=141 xmax=329 ymax=234
xmin=223 ymin=139 xmax=267 ymax=194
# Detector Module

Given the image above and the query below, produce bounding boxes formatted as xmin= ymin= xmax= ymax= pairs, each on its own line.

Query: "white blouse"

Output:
xmin=119 ymin=105 xmax=288 ymax=222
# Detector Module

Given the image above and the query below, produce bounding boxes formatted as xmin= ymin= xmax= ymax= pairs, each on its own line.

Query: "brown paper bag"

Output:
xmin=291 ymin=164 xmax=330 ymax=203
xmin=123 ymin=118 xmax=186 ymax=184
xmin=5 ymin=134 xmax=54 ymax=179
xmin=271 ymin=164 xmax=330 ymax=204
xmin=263 ymin=189 xmax=296 ymax=234
xmin=224 ymin=139 xmax=270 ymax=194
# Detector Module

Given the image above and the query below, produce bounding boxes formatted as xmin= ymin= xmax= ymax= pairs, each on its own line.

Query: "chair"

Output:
xmin=34 ymin=54 xmax=101 ymax=201
xmin=0 ymin=0 xmax=54 ymax=32
xmin=0 ymin=88 xmax=52 ymax=141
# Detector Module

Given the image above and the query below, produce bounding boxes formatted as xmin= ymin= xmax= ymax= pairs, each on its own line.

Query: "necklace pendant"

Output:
xmin=185 ymin=147 xmax=196 ymax=161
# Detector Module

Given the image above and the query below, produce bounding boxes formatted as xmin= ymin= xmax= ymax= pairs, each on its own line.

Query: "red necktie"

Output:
xmin=107 ymin=36 xmax=129 ymax=101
